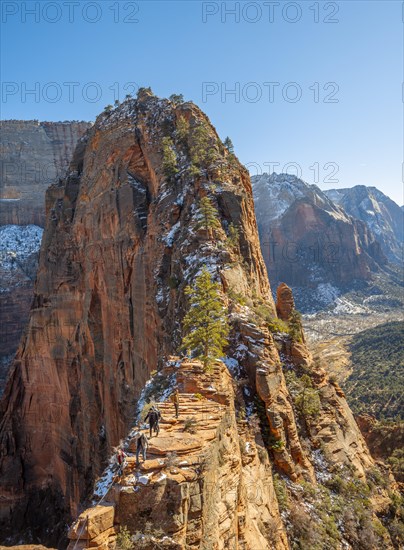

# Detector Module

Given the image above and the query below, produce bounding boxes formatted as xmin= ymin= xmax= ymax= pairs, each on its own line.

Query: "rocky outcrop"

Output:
xmin=356 ymin=414 xmax=404 ymax=483
xmin=252 ymin=173 xmax=387 ymax=311
xmin=276 ymin=282 xmax=294 ymax=322
xmin=0 ymin=94 xmax=397 ymax=548
xmin=67 ymin=359 xmax=288 ymax=550
xmin=326 ymin=185 xmax=403 ymax=263
xmin=0 ymin=120 xmax=91 ymax=226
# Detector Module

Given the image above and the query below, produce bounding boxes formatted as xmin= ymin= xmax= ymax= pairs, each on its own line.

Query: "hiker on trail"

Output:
xmin=144 ymin=406 xmax=161 ymax=438
xmin=170 ymin=388 xmax=180 ymax=419
xmin=116 ymin=448 xmax=127 ymax=477
xmin=132 ymin=429 xmax=149 ymax=466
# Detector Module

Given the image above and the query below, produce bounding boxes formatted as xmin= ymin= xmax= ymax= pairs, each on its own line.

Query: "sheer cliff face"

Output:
xmin=325 ymin=185 xmax=403 ymax=264
xmin=0 ymin=120 xmax=91 ymax=387
xmin=0 ymin=96 xmax=394 ymax=548
xmin=252 ymin=173 xmax=386 ymax=299
xmin=0 ymin=120 xmax=92 ymax=226
xmin=0 ymin=92 xmax=273 ymax=541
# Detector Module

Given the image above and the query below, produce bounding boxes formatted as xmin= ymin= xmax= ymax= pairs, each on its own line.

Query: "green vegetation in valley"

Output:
xmin=343 ymin=321 xmax=404 ymax=421
xmin=276 ymin=464 xmax=397 ymax=550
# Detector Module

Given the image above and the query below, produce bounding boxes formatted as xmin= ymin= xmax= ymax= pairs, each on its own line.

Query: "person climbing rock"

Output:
xmin=170 ymin=388 xmax=180 ymax=418
xmin=132 ymin=429 xmax=148 ymax=466
xmin=144 ymin=405 xmax=161 ymax=438
xmin=116 ymin=448 xmax=127 ymax=477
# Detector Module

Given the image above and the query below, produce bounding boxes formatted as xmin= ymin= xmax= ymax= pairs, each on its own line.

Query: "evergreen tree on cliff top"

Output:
xmin=181 ymin=267 xmax=229 ymax=370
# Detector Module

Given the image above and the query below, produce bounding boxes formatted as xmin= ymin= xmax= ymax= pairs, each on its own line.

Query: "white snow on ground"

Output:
xmin=311 ymin=449 xmax=331 ymax=482
xmin=162 ymin=221 xmax=181 ymax=247
xmin=155 ymin=286 xmax=164 ymax=304
xmin=315 ymin=283 xmax=340 ymax=305
xmin=128 ymin=173 xmax=145 ymax=192
xmin=333 ymin=297 xmax=369 ymax=315
xmin=154 ymin=472 xmax=167 ymax=482
xmin=93 ymin=458 xmax=117 ymax=499
xmin=183 ymin=249 xmax=219 ymax=281
xmin=222 ymin=356 xmax=241 ymax=377
xmin=0 ymin=225 xmax=43 ymax=270
xmin=138 ymin=474 xmax=151 ymax=485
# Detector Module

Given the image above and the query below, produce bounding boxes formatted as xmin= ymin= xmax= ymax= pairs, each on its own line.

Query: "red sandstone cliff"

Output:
xmin=0 ymin=93 xmax=398 ymax=548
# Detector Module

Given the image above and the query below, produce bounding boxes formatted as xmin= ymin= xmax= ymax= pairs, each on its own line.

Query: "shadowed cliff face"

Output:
xmin=0 ymin=96 xmax=397 ymax=548
xmin=0 ymin=120 xmax=92 ymax=227
xmin=326 ymin=186 xmax=403 ymax=264
xmin=0 ymin=120 xmax=92 ymax=389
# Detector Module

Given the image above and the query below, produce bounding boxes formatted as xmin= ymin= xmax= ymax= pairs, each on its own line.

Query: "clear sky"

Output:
xmin=1 ymin=0 xmax=402 ymax=204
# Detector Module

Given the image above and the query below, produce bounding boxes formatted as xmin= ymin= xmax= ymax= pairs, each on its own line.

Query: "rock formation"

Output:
xmin=0 ymin=120 xmax=91 ymax=392
xmin=326 ymin=185 xmax=403 ymax=264
xmin=0 ymin=120 xmax=92 ymax=227
xmin=66 ymin=359 xmax=289 ymax=549
xmin=0 ymin=93 xmax=399 ymax=548
xmin=252 ymin=173 xmax=387 ymax=311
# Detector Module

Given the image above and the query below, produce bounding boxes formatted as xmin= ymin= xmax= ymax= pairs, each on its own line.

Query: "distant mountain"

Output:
xmin=325 ymin=186 xmax=403 ymax=263
xmin=252 ymin=173 xmax=386 ymax=311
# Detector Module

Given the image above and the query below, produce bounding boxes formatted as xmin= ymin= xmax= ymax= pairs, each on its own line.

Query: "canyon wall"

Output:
xmin=0 ymin=120 xmax=92 ymax=226
xmin=326 ymin=185 xmax=403 ymax=264
xmin=0 ymin=94 xmax=397 ymax=548
xmin=0 ymin=120 xmax=91 ymax=393
xmin=252 ymin=173 xmax=387 ymax=311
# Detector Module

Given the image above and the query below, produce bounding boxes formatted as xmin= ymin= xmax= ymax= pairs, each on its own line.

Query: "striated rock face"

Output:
xmin=0 ymin=95 xmax=397 ymax=548
xmin=0 ymin=120 xmax=91 ymax=387
xmin=252 ymin=173 xmax=387 ymax=311
xmin=326 ymin=185 xmax=403 ymax=263
xmin=0 ymin=120 xmax=92 ymax=226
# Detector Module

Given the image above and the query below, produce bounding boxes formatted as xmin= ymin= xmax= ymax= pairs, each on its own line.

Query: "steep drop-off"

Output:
xmin=0 ymin=93 xmax=399 ymax=548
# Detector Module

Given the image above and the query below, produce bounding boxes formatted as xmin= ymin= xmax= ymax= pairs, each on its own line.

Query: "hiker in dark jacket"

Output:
xmin=144 ymin=406 xmax=161 ymax=438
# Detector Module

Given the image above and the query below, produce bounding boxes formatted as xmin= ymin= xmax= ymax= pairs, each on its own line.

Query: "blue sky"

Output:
xmin=1 ymin=0 xmax=402 ymax=204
